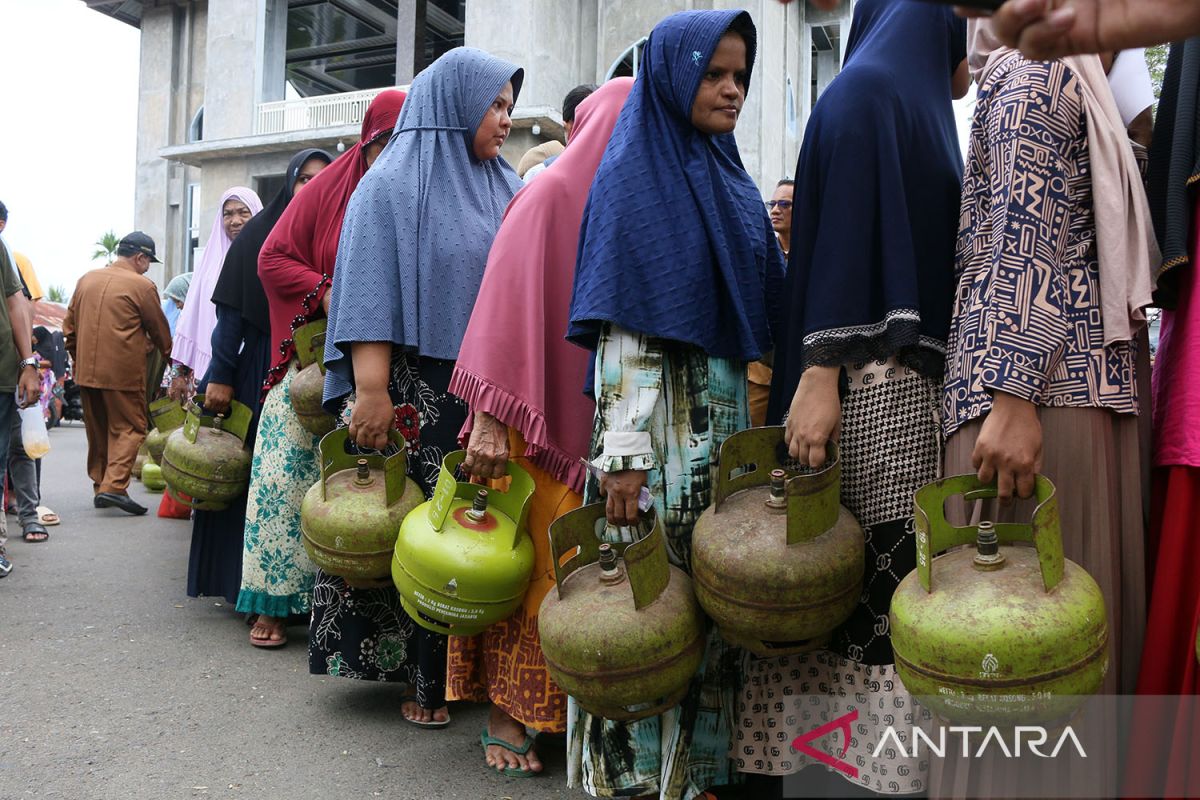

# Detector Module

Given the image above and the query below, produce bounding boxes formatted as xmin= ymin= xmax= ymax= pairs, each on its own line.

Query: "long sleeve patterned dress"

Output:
xmin=566 ymin=323 xmax=746 ymax=800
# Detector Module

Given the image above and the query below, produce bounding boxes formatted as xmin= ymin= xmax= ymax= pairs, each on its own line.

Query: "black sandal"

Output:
xmin=22 ymin=523 xmax=49 ymax=543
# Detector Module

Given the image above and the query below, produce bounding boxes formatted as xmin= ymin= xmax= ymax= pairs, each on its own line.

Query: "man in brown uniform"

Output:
xmin=64 ymin=232 xmax=172 ymax=515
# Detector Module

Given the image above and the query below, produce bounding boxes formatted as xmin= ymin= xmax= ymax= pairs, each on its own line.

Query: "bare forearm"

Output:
xmin=965 ymin=0 xmax=1200 ymax=60
xmin=6 ymin=292 xmax=33 ymax=360
xmin=351 ymin=342 xmax=392 ymax=394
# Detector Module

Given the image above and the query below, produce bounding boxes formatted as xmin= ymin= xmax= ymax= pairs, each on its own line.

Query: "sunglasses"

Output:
xmin=766 ymin=200 xmax=793 ymax=210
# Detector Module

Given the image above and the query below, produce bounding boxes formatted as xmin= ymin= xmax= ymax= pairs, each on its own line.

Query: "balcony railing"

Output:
xmin=255 ymin=87 xmax=404 ymax=136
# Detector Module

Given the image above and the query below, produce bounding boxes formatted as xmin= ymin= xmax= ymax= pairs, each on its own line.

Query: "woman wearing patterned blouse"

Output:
xmin=943 ymin=24 xmax=1159 ymax=697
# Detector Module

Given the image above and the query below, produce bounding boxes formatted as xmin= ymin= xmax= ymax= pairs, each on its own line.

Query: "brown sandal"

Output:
xmin=249 ymin=618 xmax=287 ymax=648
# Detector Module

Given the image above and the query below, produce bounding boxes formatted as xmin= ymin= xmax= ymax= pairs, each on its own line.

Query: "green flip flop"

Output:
xmin=480 ymin=728 xmax=539 ymax=778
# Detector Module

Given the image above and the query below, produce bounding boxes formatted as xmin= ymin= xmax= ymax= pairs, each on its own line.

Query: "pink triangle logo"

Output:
xmin=790 ymin=708 xmax=860 ymax=779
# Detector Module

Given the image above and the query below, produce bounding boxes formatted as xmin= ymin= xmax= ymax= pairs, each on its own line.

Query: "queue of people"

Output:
xmin=50 ymin=1 xmax=1200 ymax=797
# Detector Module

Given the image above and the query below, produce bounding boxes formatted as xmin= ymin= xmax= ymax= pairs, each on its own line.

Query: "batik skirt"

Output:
xmin=307 ymin=353 xmax=461 ymax=709
xmin=446 ymin=430 xmax=578 ymax=733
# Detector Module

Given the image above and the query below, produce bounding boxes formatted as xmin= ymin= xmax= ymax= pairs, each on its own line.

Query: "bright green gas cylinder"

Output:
xmin=392 ymin=452 xmax=536 ymax=636
xmin=141 ymin=461 xmax=166 ymax=492
xmin=161 ymin=396 xmax=253 ymax=511
xmin=301 ymin=429 xmax=423 ymax=583
xmin=889 ymin=475 xmax=1109 ymax=725
xmin=692 ymin=427 xmax=864 ymax=656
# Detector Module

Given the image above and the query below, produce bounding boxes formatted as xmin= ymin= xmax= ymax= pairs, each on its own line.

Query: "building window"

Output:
xmin=810 ymin=23 xmax=844 ymax=107
xmin=606 ymin=37 xmax=648 ymax=80
xmin=256 ymin=173 xmax=287 ymax=204
xmin=185 ymin=183 xmax=201 ymax=272
xmin=188 ymin=106 xmax=204 ymax=142
xmin=418 ymin=0 xmax=466 ymax=72
xmin=283 ymin=0 xmax=465 ymax=97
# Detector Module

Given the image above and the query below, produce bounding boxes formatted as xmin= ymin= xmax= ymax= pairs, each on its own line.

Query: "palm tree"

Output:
xmin=46 ymin=285 xmax=68 ymax=303
xmin=92 ymin=230 xmax=120 ymax=263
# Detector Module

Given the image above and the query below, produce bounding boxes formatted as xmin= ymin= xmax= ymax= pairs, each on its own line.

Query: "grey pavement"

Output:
xmin=0 ymin=424 xmax=573 ymax=800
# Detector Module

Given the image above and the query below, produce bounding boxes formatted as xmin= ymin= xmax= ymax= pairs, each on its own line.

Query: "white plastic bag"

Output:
xmin=19 ymin=400 xmax=50 ymax=459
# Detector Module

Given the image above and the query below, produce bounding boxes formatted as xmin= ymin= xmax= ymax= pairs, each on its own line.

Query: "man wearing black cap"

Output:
xmin=63 ymin=231 xmax=172 ymax=515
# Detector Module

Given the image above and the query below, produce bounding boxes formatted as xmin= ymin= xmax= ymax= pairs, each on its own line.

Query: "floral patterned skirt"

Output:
xmin=235 ymin=362 xmax=320 ymax=618
xmin=307 ymin=353 xmax=463 ymax=708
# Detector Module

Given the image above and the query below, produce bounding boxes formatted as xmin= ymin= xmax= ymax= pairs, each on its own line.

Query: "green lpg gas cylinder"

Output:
xmin=133 ymin=443 xmax=148 ymax=479
xmin=890 ymin=474 xmax=1109 ymax=725
xmin=692 ymin=427 xmax=864 ymax=656
xmin=393 ymin=452 xmax=536 ymax=636
xmin=146 ymin=396 xmax=186 ymax=464
xmin=161 ymin=397 xmax=253 ymax=511
xmin=301 ymin=429 xmax=422 ymax=583
xmin=539 ymin=504 xmax=705 ymax=721
xmin=141 ymin=461 xmax=166 ymax=492
xmin=289 ymin=320 xmax=336 ymax=436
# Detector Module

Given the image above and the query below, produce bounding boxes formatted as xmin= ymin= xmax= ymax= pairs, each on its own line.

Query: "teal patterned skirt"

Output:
xmin=235 ymin=363 xmax=320 ymax=618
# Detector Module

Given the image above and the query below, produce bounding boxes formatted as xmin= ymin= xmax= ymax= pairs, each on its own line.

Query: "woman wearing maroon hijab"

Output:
xmin=234 ymin=90 xmax=405 ymax=649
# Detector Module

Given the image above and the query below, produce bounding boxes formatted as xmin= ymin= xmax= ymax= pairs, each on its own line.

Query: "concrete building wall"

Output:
xmin=199 ymin=0 xmax=265 ymax=243
xmin=126 ymin=0 xmax=853 ymax=286
xmin=465 ymin=0 xmax=585 ymax=115
xmin=134 ymin=2 xmax=207 ymax=285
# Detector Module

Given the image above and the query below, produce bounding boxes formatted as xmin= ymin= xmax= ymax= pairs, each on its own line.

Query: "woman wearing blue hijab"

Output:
xmin=565 ymin=9 xmax=782 ymax=799
xmin=314 ymin=47 xmax=523 ymax=730
xmin=740 ymin=2 xmax=968 ymax=795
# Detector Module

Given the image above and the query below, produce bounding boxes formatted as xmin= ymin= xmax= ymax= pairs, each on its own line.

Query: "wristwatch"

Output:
xmin=19 ymin=356 xmax=39 ymax=370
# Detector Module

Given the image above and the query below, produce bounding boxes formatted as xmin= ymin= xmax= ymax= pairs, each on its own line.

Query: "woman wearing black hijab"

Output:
xmin=742 ymin=2 xmax=968 ymax=796
xmin=185 ymin=148 xmax=333 ymax=606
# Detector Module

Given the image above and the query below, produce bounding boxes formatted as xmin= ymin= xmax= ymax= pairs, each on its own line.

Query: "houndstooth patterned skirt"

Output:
xmin=735 ymin=358 xmax=942 ymax=794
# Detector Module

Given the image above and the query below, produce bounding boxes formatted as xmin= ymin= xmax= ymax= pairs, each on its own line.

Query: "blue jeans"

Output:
xmin=0 ymin=393 xmax=15 ymax=550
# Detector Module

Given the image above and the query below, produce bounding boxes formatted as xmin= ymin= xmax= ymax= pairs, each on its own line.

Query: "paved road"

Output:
xmin=0 ymin=424 xmax=573 ymax=800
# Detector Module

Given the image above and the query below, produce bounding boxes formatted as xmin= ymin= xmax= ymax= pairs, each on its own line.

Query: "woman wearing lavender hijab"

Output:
xmin=316 ymin=46 xmax=525 ymax=730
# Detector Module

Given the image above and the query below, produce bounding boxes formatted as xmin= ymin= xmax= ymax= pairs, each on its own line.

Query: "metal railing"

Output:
xmin=255 ymin=87 xmax=395 ymax=135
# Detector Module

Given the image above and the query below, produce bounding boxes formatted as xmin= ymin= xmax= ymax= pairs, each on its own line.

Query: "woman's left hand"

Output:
xmin=784 ymin=365 xmax=842 ymax=469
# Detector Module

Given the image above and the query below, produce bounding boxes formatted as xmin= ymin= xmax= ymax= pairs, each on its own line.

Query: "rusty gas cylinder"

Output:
xmin=146 ymin=396 xmax=186 ymax=464
xmin=301 ymin=429 xmax=422 ymax=583
xmin=538 ymin=504 xmax=705 ymax=721
xmin=289 ymin=320 xmax=336 ymax=436
xmin=160 ymin=396 xmax=253 ymax=511
xmin=691 ymin=427 xmax=864 ymax=656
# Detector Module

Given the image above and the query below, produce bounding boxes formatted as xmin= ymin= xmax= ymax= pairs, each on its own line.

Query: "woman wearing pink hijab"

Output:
xmin=446 ymin=77 xmax=633 ymax=778
xmin=169 ymin=186 xmax=263 ymax=397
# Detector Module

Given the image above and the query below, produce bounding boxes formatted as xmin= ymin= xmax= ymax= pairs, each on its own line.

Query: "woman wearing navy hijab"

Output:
xmin=566 ymin=9 xmax=783 ymax=799
xmin=740 ymin=2 xmax=968 ymax=795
